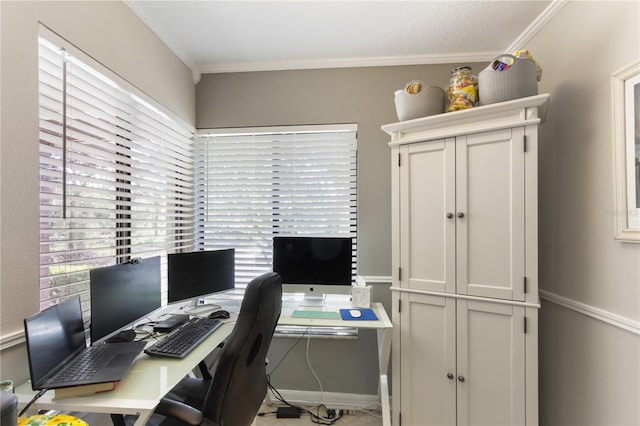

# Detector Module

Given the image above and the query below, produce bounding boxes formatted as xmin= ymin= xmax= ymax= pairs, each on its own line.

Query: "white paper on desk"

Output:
xmin=352 ymin=285 xmax=371 ymax=308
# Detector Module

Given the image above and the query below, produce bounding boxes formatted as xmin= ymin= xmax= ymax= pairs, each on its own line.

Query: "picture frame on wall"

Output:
xmin=612 ymin=59 xmax=640 ymax=243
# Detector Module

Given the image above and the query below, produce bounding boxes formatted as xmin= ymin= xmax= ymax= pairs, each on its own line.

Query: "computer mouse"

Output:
xmin=208 ymin=309 xmax=231 ymax=319
xmin=349 ymin=309 xmax=362 ymax=318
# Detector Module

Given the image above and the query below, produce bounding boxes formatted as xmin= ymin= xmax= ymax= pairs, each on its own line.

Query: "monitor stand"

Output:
xmin=299 ymin=294 xmax=326 ymax=307
xmin=186 ymin=302 xmax=221 ymax=315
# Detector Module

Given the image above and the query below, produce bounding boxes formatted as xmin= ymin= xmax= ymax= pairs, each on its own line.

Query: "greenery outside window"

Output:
xmin=38 ymin=29 xmax=195 ymax=312
xmin=195 ymin=125 xmax=358 ymax=286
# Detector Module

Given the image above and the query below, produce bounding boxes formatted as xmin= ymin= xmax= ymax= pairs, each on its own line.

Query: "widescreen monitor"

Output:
xmin=167 ymin=249 xmax=235 ymax=307
xmin=90 ymin=256 xmax=161 ymax=343
xmin=272 ymin=236 xmax=353 ymax=306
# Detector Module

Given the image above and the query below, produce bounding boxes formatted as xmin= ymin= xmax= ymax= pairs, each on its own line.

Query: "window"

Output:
xmin=38 ymin=31 xmax=195 ymax=311
xmin=195 ymin=125 xmax=358 ymax=286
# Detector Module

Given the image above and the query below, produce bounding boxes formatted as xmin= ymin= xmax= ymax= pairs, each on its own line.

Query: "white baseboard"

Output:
xmin=266 ymin=389 xmax=380 ymax=411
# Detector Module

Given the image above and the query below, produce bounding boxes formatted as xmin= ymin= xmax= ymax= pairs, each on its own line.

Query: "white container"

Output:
xmin=394 ymin=81 xmax=445 ymax=121
xmin=478 ymin=54 xmax=538 ymax=105
xmin=352 ymin=285 xmax=371 ymax=308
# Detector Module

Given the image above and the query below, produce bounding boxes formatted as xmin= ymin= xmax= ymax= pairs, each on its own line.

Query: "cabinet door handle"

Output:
xmin=447 ymin=373 xmax=454 ymax=380
xmin=457 ymin=212 xmax=465 ymax=218
xmin=446 ymin=213 xmax=454 ymax=219
xmin=458 ymin=376 xmax=465 ymax=382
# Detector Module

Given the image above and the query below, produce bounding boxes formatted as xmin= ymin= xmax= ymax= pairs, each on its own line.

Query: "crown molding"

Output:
xmin=129 ymin=0 xmax=569 ymax=78
xmin=191 ymin=66 xmax=202 ymax=85
xmin=505 ymin=0 xmax=570 ymax=53
xmin=199 ymin=51 xmax=500 ymax=74
xmin=197 ymin=0 xmax=569 ymax=74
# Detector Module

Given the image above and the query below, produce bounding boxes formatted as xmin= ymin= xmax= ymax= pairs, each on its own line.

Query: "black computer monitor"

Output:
xmin=89 ymin=256 xmax=161 ymax=343
xmin=167 ymin=249 xmax=235 ymax=305
xmin=272 ymin=236 xmax=353 ymax=306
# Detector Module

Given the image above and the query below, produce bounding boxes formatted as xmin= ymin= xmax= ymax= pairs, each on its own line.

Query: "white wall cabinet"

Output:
xmin=398 ymin=292 xmax=529 ymax=426
xmin=397 ymin=128 xmax=526 ymax=300
xmin=383 ymin=94 xmax=549 ymax=426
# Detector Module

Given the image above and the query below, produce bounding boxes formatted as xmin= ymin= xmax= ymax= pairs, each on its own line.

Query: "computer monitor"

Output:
xmin=90 ymin=256 xmax=161 ymax=343
xmin=272 ymin=236 xmax=353 ymax=306
xmin=167 ymin=249 xmax=235 ymax=311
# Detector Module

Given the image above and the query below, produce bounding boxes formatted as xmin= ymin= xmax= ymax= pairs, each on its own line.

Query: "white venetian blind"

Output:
xmin=38 ymin=33 xmax=195 ymax=310
xmin=195 ymin=125 xmax=358 ymax=286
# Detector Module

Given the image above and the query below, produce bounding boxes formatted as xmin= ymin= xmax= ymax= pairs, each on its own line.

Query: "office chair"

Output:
xmin=147 ymin=271 xmax=283 ymax=426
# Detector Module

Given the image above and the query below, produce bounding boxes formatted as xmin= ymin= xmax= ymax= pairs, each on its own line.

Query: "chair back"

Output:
xmin=202 ymin=272 xmax=282 ymax=425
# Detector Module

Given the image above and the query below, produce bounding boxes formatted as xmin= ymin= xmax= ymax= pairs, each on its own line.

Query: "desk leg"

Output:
xmin=377 ymin=328 xmax=392 ymax=426
xmin=131 ymin=410 xmax=154 ymax=426
xmin=110 ymin=414 xmax=126 ymax=426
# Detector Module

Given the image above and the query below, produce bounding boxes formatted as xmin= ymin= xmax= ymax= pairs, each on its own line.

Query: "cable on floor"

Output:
xmin=264 ymin=376 xmax=344 ymax=425
xmin=264 ymin=326 xmax=350 ymax=423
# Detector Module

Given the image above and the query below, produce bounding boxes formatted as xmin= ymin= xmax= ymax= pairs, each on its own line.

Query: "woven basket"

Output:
xmin=478 ymin=54 xmax=538 ymax=105
xmin=394 ymin=83 xmax=445 ymax=121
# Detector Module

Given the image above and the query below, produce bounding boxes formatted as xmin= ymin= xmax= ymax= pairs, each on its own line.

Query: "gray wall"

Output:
xmin=196 ymin=63 xmax=486 ymax=277
xmin=527 ymin=1 xmax=640 ymax=425
xmin=0 ymin=0 xmax=195 ymax=383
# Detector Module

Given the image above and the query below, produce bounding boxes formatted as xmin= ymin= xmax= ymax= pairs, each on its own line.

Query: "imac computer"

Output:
xmin=272 ymin=236 xmax=353 ymax=306
xmin=167 ymin=248 xmax=235 ymax=313
xmin=90 ymin=256 xmax=161 ymax=343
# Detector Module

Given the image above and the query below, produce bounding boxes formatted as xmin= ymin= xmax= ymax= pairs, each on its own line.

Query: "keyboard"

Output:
xmin=49 ymin=344 xmax=119 ymax=383
xmin=292 ymin=310 xmax=341 ymax=319
xmin=144 ymin=317 xmax=223 ymax=359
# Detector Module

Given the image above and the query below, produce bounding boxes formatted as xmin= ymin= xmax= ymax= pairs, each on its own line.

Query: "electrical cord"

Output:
xmin=305 ymin=328 xmax=324 ymax=409
xmin=308 ymin=404 xmax=344 ymax=425
xmin=267 ymin=326 xmax=310 ymax=375
xmin=264 ymin=327 xmax=346 ymax=424
xmin=264 ymin=377 xmax=344 ymax=425
xmin=19 ymin=388 xmax=48 ymax=417
xmin=267 ymin=327 xmax=325 ymax=407
xmin=131 ymin=322 xmax=155 ymax=342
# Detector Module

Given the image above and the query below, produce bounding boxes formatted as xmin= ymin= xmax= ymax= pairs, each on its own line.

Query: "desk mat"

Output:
xmin=340 ymin=308 xmax=378 ymax=321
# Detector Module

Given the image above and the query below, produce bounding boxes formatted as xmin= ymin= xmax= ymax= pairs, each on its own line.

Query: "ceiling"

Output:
xmin=125 ymin=0 xmax=558 ymax=80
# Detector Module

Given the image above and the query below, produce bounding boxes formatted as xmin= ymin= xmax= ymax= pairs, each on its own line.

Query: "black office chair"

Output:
xmin=147 ymin=272 xmax=283 ymax=426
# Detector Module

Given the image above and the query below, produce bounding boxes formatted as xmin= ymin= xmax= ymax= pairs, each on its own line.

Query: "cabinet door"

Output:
xmin=399 ymin=292 xmax=456 ymax=426
xmin=456 ymin=128 xmax=526 ymax=300
xmin=456 ymin=300 xmax=526 ymax=426
xmin=399 ymin=139 xmax=456 ymax=293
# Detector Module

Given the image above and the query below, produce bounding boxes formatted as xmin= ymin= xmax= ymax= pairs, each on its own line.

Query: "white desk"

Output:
xmin=16 ymin=295 xmax=392 ymax=426
xmin=276 ymin=296 xmax=392 ymax=426
xmin=15 ymin=322 xmax=234 ymax=425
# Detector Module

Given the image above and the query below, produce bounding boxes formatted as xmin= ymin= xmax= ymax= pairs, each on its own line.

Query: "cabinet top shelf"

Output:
xmin=382 ymin=93 xmax=550 ymax=146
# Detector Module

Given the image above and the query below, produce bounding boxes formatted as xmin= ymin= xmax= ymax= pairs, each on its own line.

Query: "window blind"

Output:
xmin=38 ymin=34 xmax=195 ymax=310
xmin=195 ymin=126 xmax=357 ymax=286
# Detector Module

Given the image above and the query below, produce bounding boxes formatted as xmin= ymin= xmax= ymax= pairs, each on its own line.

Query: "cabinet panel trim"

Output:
xmin=390 ymin=286 xmax=541 ymax=309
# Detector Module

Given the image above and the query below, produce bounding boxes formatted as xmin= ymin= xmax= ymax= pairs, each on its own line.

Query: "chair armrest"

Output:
xmin=155 ymin=398 xmax=204 ymax=426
